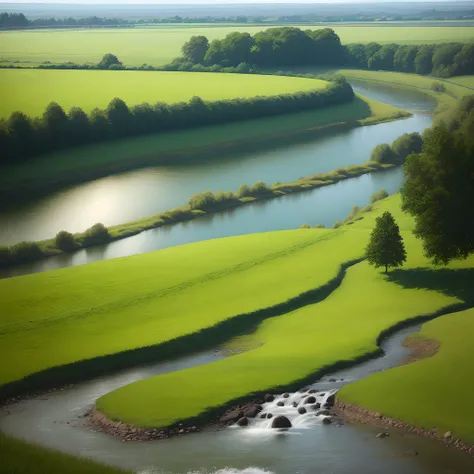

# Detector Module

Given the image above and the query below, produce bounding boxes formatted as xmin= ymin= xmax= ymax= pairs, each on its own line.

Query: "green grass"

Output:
xmin=0 ymin=69 xmax=327 ymax=118
xmin=1 ymin=26 xmax=473 ymax=66
xmin=96 ymin=196 xmax=474 ymax=428
xmin=0 ymin=228 xmax=365 ymax=388
xmin=339 ymin=307 xmax=474 ymax=443
xmin=0 ymin=433 xmax=127 ymax=474
xmin=0 ymin=93 xmax=403 ymax=190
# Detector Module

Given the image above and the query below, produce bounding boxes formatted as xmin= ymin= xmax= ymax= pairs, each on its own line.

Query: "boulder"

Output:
xmin=322 ymin=417 xmax=332 ymax=425
xmin=220 ymin=410 xmax=244 ymax=424
xmin=267 ymin=413 xmax=273 ymax=419
xmin=237 ymin=417 xmax=249 ymax=427
xmin=308 ymin=389 xmax=317 ymax=394
xmin=444 ymin=431 xmax=453 ymax=440
xmin=264 ymin=394 xmax=275 ymax=402
xmin=316 ymin=409 xmax=330 ymax=416
xmin=292 ymin=402 xmax=299 ymax=408
xmin=299 ymin=388 xmax=309 ymax=393
xmin=314 ymin=403 xmax=321 ymax=409
xmin=376 ymin=432 xmax=389 ymax=439
xmin=325 ymin=394 xmax=336 ymax=407
xmin=271 ymin=416 xmax=292 ymax=429
xmin=298 ymin=407 xmax=307 ymax=415
xmin=305 ymin=396 xmax=316 ymax=404
xmin=329 ymin=378 xmax=337 ymax=382
xmin=283 ymin=393 xmax=290 ymax=398
xmin=260 ymin=414 xmax=267 ymax=419
xmin=244 ymin=405 xmax=263 ymax=418
xmin=277 ymin=401 xmax=285 ymax=407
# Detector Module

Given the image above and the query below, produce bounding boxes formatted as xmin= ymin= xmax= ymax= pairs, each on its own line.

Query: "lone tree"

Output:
xmin=366 ymin=211 xmax=407 ymax=273
xmin=98 ymin=53 xmax=122 ymax=70
xmin=181 ymin=35 xmax=209 ymax=64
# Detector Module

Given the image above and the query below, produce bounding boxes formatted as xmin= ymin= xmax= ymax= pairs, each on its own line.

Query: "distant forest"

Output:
xmin=2 ymin=7 xmax=474 ymax=30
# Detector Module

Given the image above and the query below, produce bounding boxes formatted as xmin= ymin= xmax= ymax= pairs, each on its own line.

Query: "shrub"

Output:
xmin=188 ymin=190 xmax=216 ymax=210
xmin=314 ymin=224 xmax=326 ymax=229
xmin=345 ymin=205 xmax=362 ymax=222
xmin=431 ymin=81 xmax=446 ymax=93
xmin=370 ymin=189 xmax=389 ymax=203
xmin=370 ymin=143 xmax=397 ymax=164
xmin=214 ymin=190 xmax=235 ymax=202
xmin=300 ymin=223 xmax=311 ymax=229
xmin=391 ymin=132 xmax=423 ymax=162
xmin=55 ymin=230 xmax=77 ymax=252
xmin=333 ymin=220 xmax=343 ymax=229
xmin=9 ymin=241 xmax=44 ymax=262
xmin=250 ymin=180 xmax=270 ymax=195
xmin=237 ymin=184 xmax=251 ymax=198
xmin=83 ymin=223 xmax=110 ymax=245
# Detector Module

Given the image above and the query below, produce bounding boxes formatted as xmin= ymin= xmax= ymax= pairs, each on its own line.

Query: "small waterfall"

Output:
xmin=234 ymin=388 xmax=338 ymax=431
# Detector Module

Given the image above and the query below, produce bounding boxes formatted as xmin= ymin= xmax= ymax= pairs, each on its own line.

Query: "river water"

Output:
xmin=0 ymin=83 xmax=434 ymax=278
xmin=1 ymin=324 xmax=473 ymax=474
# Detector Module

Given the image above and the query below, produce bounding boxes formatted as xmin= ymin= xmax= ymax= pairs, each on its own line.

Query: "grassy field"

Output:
xmin=0 ymin=93 xmax=403 ymax=190
xmin=0 ymin=228 xmax=366 ymax=388
xmin=95 ymin=194 xmax=474 ymax=428
xmin=1 ymin=26 xmax=473 ymax=66
xmin=0 ymin=434 xmax=128 ymax=474
xmin=0 ymin=69 xmax=327 ymax=118
xmin=339 ymin=307 xmax=474 ymax=443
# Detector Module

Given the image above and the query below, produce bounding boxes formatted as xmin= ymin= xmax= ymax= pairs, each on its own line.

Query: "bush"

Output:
xmin=83 ymin=223 xmax=110 ymax=245
xmin=188 ymin=190 xmax=216 ymax=210
xmin=300 ymin=223 xmax=311 ymax=229
xmin=346 ymin=205 xmax=362 ymax=221
xmin=214 ymin=190 xmax=235 ymax=202
xmin=370 ymin=189 xmax=389 ymax=203
xmin=333 ymin=220 xmax=343 ymax=229
xmin=250 ymin=180 xmax=270 ymax=195
xmin=237 ymin=184 xmax=251 ymax=198
xmin=314 ymin=224 xmax=326 ymax=229
xmin=431 ymin=81 xmax=446 ymax=93
xmin=370 ymin=143 xmax=397 ymax=164
xmin=55 ymin=230 xmax=77 ymax=252
xmin=9 ymin=241 xmax=44 ymax=262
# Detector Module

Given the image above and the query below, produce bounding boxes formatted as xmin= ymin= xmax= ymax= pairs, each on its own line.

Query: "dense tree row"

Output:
xmin=179 ymin=28 xmax=474 ymax=77
xmin=401 ymin=95 xmax=474 ymax=264
xmin=0 ymin=80 xmax=353 ymax=166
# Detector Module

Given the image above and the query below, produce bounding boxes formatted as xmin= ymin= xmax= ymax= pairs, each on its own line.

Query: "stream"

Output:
xmin=0 ymin=82 xmax=434 ymax=279
xmin=1 ymin=324 xmax=473 ymax=473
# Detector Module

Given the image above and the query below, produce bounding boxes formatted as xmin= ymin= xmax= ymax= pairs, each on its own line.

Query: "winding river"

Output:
xmin=0 ymin=83 xmax=434 ymax=278
xmin=1 ymin=324 xmax=473 ymax=474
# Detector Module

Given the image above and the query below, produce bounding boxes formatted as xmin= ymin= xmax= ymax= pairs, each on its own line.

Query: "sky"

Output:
xmin=0 ymin=0 xmax=455 ymax=4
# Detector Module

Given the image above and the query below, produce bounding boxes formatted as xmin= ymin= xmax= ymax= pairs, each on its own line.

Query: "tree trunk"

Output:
xmin=385 ymin=265 xmax=388 ymax=273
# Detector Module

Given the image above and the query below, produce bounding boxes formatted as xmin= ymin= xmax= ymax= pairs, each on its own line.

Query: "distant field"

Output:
xmin=0 ymin=69 xmax=326 ymax=118
xmin=1 ymin=26 xmax=473 ymax=67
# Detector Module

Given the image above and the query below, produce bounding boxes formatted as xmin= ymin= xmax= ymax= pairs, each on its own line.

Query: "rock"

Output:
xmin=305 ymin=396 xmax=316 ymax=404
xmin=444 ymin=431 xmax=453 ymax=440
xmin=329 ymin=378 xmax=337 ymax=382
xmin=264 ymin=394 xmax=275 ymax=402
xmin=325 ymin=394 xmax=336 ymax=407
xmin=260 ymin=414 xmax=267 ymax=419
xmin=178 ymin=429 xmax=185 ymax=434
xmin=298 ymin=407 xmax=307 ymax=415
xmin=244 ymin=405 xmax=263 ymax=418
xmin=316 ymin=409 xmax=330 ymax=416
xmin=314 ymin=403 xmax=321 ymax=409
xmin=319 ymin=393 xmax=326 ymax=397
xmin=308 ymin=389 xmax=317 ymax=394
xmin=237 ymin=417 xmax=249 ymax=427
xmin=299 ymin=388 xmax=309 ymax=393
xmin=277 ymin=401 xmax=285 ymax=407
xmin=220 ymin=410 xmax=244 ymax=424
xmin=322 ymin=417 xmax=332 ymax=425
xmin=374 ymin=412 xmax=383 ymax=419
xmin=267 ymin=413 xmax=273 ymax=419
xmin=271 ymin=416 xmax=292 ymax=429
xmin=376 ymin=432 xmax=389 ymax=439
xmin=283 ymin=393 xmax=290 ymax=398
xmin=292 ymin=402 xmax=299 ymax=408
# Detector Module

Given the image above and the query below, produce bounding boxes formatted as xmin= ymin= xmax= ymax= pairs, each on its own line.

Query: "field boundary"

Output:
xmin=0 ymin=257 xmax=364 ymax=402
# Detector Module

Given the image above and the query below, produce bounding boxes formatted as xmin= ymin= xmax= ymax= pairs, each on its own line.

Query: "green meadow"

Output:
xmin=1 ymin=26 xmax=473 ymax=66
xmin=0 ymin=434 xmax=128 ymax=474
xmin=339 ymin=307 xmax=474 ymax=443
xmin=96 ymin=195 xmax=474 ymax=428
xmin=0 ymin=69 xmax=326 ymax=118
xmin=0 ymin=93 xmax=402 ymax=191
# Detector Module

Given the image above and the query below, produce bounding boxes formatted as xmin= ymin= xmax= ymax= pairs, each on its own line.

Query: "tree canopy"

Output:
xmin=366 ymin=211 xmax=407 ymax=273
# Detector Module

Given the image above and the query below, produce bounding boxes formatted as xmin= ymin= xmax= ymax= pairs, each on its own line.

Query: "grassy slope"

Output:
xmin=1 ymin=26 xmax=473 ymax=66
xmin=339 ymin=308 xmax=474 ymax=443
xmin=0 ymin=229 xmax=365 ymax=387
xmin=0 ymin=94 xmax=402 ymax=188
xmin=96 ymin=195 xmax=474 ymax=428
xmin=0 ymin=69 xmax=326 ymax=118
xmin=0 ymin=434 xmax=127 ymax=474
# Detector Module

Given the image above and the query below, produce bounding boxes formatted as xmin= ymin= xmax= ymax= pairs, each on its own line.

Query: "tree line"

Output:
xmin=0 ymin=79 xmax=353 ymax=166
xmin=178 ymin=27 xmax=474 ymax=77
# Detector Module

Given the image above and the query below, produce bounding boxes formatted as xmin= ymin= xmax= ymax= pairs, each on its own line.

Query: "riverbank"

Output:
xmin=0 ymin=93 xmax=406 ymax=206
xmin=0 ymin=159 xmax=395 ymax=269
